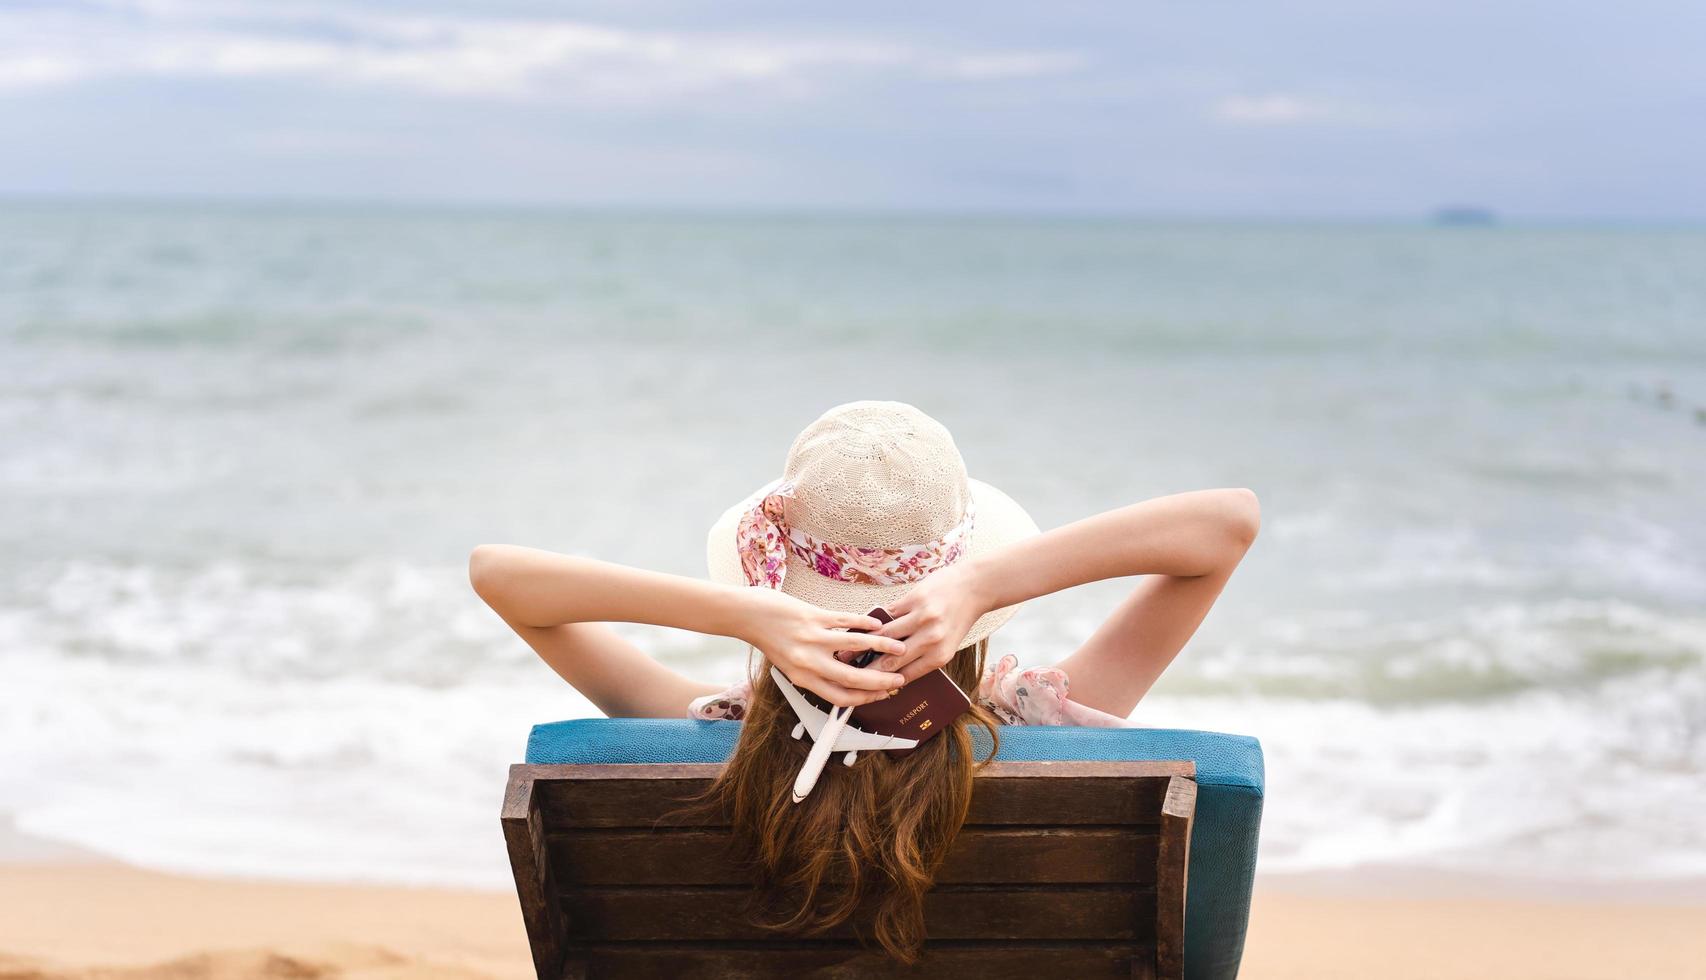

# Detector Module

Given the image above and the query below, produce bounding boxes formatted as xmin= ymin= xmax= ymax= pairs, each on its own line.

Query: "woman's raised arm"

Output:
xmin=967 ymin=488 xmax=1260 ymax=605
xmin=468 ymin=545 xmax=908 ymax=707
xmin=471 ymin=544 xmax=749 ymax=633
xmin=875 ymin=488 xmax=1260 ymax=712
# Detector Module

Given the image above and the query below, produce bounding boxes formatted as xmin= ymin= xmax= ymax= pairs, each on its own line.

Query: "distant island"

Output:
xmin=1432 ymin=206 xmax=1498 ymax=226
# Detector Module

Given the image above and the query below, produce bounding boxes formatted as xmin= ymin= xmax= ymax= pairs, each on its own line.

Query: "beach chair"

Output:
xmin=506 ymin=720 xmax=1264 ymax=980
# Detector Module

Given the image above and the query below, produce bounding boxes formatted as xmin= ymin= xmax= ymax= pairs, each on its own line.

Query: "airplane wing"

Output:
xmin=830 ymin=726 xmax=919 ymax=753
xmin=771 ymin=666 xmax=834 ymax=739
xmin=771 ymin=667 xmax=919 ymax=753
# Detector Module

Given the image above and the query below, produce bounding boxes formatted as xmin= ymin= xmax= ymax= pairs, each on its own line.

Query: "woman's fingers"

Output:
xmin=884 ymin=593 xmax=918 ymax=619
xmin=876 ymin=611 xmax=920 ymax=639
xmin=779 ymin=663 xmax=888 ymax=708
xmin=829 ymin=629 xmax=906 ymax=658
xmin=881 ymin=632 xmax=954 ymax=681
xmin=895 ymin=657 xmax=946 ymax=686
xmin=829 ymin=610 xmax=885 ymax=631
xmin=809 ymin=680 xmax=887 ymax=708
xmin=867 ymin=643 xmax=923 ymax=674
xmin=820 ymin=657 xmax=905 ymax=692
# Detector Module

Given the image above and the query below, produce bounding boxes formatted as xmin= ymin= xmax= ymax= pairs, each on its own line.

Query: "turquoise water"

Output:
xmin=3 ymin=202 xmax=1704 ymax=884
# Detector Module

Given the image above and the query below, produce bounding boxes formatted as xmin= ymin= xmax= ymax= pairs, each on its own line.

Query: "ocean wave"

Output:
xmin=16 ymin=559 xmax=730 ymax=685
xmin=5 ymin=640 xmax=1703 ymax=886
xmin=1139 ymin=666 xmax=1706 ymax=878
xmin=1147 ymin=599 xmax=1706 ymax=704
xmin=2 ymin=650 xmax=579 ymax=887
xmin=4 ymin=558 xmax=1703 ymax=885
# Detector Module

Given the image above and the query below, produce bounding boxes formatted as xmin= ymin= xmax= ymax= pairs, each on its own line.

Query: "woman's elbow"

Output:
xmin=467 ymin=544 xmax=509 ymax=602
xmin=1175 ymin=488 xmax=1259 ymax=575
xmin=1221 ymin=488 xmax=1261 ymax=553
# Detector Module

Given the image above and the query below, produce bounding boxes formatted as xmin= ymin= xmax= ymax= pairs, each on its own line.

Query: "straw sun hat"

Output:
xmin=707 ymin=401 xmax=1040 ymax=649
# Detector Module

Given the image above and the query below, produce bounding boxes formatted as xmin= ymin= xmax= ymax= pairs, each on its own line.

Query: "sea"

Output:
xmin=2 ymin=201 xmax=1703 ymax=888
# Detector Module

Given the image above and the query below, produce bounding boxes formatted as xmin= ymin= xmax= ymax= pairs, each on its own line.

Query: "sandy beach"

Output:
xmin=3 ymin=861 xmax=1703 ymax=980
xmin=0 ymin=863 xmax=531 ymax=980
xmin=1245 ymin=871 xmax=1706 ymax=980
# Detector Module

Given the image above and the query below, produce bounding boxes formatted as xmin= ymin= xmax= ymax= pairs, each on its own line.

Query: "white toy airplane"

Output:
xmin=770 ymin=665 xmax=919 ymax=803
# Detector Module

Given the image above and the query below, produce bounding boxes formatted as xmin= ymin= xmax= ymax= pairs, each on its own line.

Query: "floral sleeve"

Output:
xmin=688 ymin=678 xmax=753 ymax=721
xmin=975 ymin=654 xmax=1135 ymax=727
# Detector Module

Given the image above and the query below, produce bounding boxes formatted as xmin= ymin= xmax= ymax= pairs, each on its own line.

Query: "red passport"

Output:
xmin=833 ymin=608 xmax=975 ymax=759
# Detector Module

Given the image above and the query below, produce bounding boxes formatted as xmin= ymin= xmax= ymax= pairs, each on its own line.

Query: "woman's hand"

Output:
xmin=737 ymin=589 xmax=908 ymax=708
xmin=872 ymin=558 xmax=992 ymax=685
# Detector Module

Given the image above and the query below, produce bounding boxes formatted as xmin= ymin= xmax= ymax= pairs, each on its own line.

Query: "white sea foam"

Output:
xmin=1140 ymin=673 xmax=1706 ymax=879
xmin=0 ymin=559 xmax=741 ymax=887
xmin=4 ymin=558 xmax=1703 ymax=887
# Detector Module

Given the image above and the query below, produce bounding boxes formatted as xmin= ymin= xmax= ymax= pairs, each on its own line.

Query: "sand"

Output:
xmin=1246 ymin=876 xmax=1706 ymax=980
xmin=0 ymin=864 xmax=530 ymax=980
xmin=2 ymin=862 xmax=1704 ymax=980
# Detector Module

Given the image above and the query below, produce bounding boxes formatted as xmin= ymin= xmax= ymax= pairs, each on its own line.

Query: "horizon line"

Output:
xmin=0 ymin=191 xmax=1702 ymax=228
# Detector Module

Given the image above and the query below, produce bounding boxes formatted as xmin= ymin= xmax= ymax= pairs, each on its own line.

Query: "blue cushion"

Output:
xmin=527 ymin=719 xmax=1263 ymax=980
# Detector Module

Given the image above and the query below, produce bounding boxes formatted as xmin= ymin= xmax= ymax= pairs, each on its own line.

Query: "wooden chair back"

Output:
xmin=503 ymin=759 xmax=1195 ymax=979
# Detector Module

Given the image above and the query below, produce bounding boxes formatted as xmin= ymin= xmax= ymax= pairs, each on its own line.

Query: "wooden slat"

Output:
xmin=559 ymin=942 xmax=1148 ymax=980
xmin=550 ymin=827 xmax=1159 ymax=885
xmin=512 ymin=761 xmax=1195 ymax=783
xmin=963 ymin=776 xmax=1170 ymax=826
xmin=1153 ymin=775 xmax=1197 ymax=980
xmin=501 ymin=769 xmax=565 ymax=980
xmin=560 ymin=885 xmax=1153 ymax=943
xmin=534 ymin=778 xmax=718 ymax=828
xmin=523 ymin=761 xmax=1195 ymax=830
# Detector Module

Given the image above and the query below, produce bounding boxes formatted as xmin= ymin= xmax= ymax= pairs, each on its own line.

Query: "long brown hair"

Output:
xmin=702 ymin=640 xmax=999 ymax=962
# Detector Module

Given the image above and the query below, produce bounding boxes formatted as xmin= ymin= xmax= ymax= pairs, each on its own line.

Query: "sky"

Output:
xmin=2 ymin=0 xmax=1703 ymax=218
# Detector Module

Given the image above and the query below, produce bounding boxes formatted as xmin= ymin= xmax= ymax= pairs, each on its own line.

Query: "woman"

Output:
xmin=469 ymin=401 xmax=1258 ymax=960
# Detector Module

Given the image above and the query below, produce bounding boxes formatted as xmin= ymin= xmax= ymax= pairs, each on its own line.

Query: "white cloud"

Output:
xmin=0 ymin=5 xmax=1084 ymax=102
xmin=1212 ymin=93 xmax=1340 ymax=126
xmin=0 ymin=54 xmax=91 ymax=91
xmin=934 ymin=52 xmax=1089 ymax=81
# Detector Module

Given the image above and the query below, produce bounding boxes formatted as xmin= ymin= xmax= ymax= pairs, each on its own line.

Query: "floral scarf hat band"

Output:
xmin=735 ymin=479 xmax=976 ymax=591
xmin=705 ymin=475 xmax=1135 ymax=729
